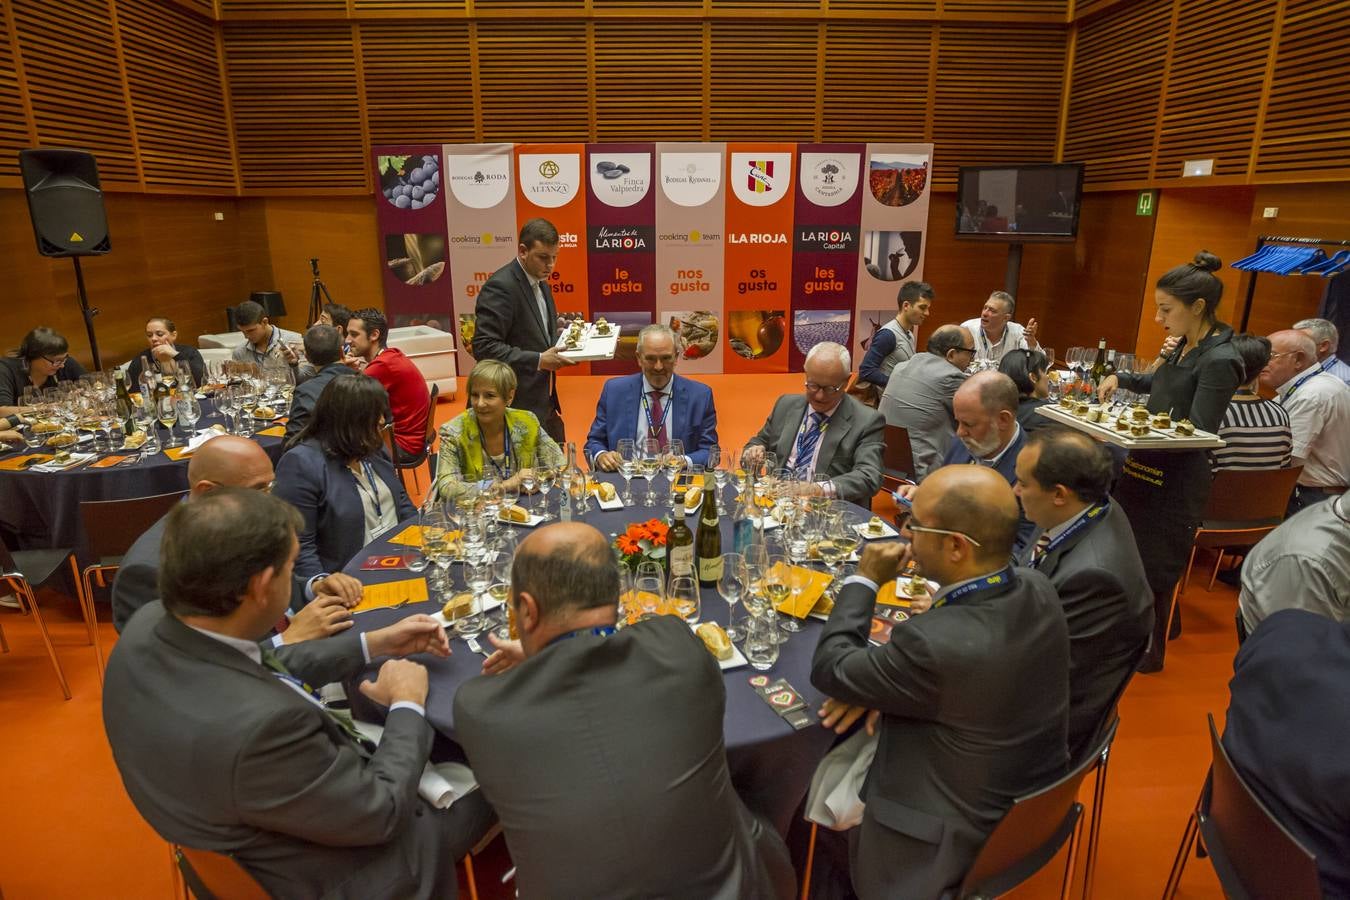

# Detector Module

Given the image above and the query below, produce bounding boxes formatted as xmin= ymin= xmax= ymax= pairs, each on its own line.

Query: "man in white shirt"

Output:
xmin=960 ymin=291 xmax=1040 ymax=365
xmin=1295 ymin=317 xmax=1350 ymax=385
xmin=1237 ymin=495 xmax=1350 ymax=640
xmin=1260 ymin=329 xmax=1350 ymax=514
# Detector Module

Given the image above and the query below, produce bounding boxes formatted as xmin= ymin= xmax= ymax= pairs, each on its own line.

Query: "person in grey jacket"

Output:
xmin=879 ymin=325 xmax=973 ymax=479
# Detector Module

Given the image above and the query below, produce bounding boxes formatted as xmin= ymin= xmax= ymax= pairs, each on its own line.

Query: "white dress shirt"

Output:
xmin=1278 ymin=369 xmax=1350 ymax=488
xmin=959 ymin=318 xmax=1032 ymax=365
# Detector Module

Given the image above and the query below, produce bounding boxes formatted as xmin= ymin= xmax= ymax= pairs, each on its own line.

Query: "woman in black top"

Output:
xmin=126 ymin=316 xmax=207 ymax=388
xmin=1098 ymin=251 xmax=1244 ymax=672
xmin=0 ymin=327 xmax=87 ymax=416
xmin=1000 ymin=347 xmax=1052 ymax=433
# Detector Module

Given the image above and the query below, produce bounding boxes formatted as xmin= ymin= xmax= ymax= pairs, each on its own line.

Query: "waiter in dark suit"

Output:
xmin=454 ymin=522 xmax=795 ymax=900
xmin=472 ymin=218 xmax=576 ymax=443
xmin=1013 ymin=427 xmax=1153 ymax=760
xmin=586 ymin=323 xmax=719 ymax=469
xmin=811 ymin=465 xmax=1070 ymax=899
xmin=103 ymin=488 xmax=495 ymax=899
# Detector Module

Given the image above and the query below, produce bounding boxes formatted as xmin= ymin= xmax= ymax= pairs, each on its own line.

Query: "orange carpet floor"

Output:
xmin=0 ymin=373 xmax=1225 ymax=898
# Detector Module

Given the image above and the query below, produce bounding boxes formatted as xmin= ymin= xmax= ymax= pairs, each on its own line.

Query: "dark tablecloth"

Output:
xmin=343 ymin=477 xmax=875 ymax=836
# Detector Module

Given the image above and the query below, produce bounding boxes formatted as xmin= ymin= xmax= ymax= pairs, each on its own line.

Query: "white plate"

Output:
xmin=691 ymin=624 xmax=747 ymax=670
xmin=854 ymin=521 xmax=898 ymax=540
xmin=431 ymin=597 xmax=505 ymax=629
xmin=592 ymin=491 xmax=625 ymax=511
xmin=498 ymin=512 xmax=546 ymax=528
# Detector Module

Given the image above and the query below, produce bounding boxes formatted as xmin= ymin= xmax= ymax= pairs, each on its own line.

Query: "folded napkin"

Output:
xmin=352 ymin=577 xmax=430 ymax=613
xmin=255 ymin=424 xmax=286 ymax=438
xmin=773 ymin=563 xmax=833 ymax=618
xmin=30 ymin=452 xmax=96 ymax=472
xmin=351 ymin=721 xmax=479 ymax=809
xmin=0 ymin=453 xmax=52 ymax=471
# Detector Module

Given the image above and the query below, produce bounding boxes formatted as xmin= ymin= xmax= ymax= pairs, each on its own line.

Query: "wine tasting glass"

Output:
xmin=662 ymin=439 xmax=685 ymax=507
xmin=668 ymin=574 xmax=700 ymax=625
xmin=718 ymin=552 xmax=747 ymax=641
xmin=176 ymin=392 xmax=202 ymax=439
xmin=519 ymin=468 xmax=539 ymax=518
xmin=617 ymin=564 xmax=637 ymax=627
xmin=156 ymin=394 xmax=179 ymax=448
xmin=634 ymin=560 xmax=665 ymax=620
xmin=536 ymin=465 xmax=556 ymax=521
xmin=617 ymin=438 xmax=637 ymax=506
xmin=639 ymin=438 xmax=662 ymax=507
xmin=764 ymin=554 xmax=793 ymax=632
xmin=455 ymin=560 xmax=488 ymax=639
xmin=488 ymin=554 xmax=512 ymax=641
xmin=499 ymin=478 xmax=521 ymax=520
xmin=744 ymin=607 xmax=780 ymax=671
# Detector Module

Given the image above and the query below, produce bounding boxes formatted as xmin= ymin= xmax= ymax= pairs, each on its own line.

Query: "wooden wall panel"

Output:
xmin=931 ymin=24 xmax=1065 ymax=187
xmin=0 ymin=2 xmax=32 ymax=181
xmin=475 ymin=20 xmax=590 ymax=142
xmin=593 ymin=21 xmax=704 ymax=142
xmin=221 ymin=23 xmax=368 ymax=192
xmin=820 ymin=22 xmax=930 ymax=143
xmin=118 ymin=1 xmax=237 ymax=192
xmin=219 ymin=0 xmax=347 ymax=15
xmin=359 ymin=21 xmax=475 ymax=146
xmin=709 ymin=21 xmax=818 ymax=140
xmin=10 ymin=0 xmax=141 ymax=187
xmin=943 ymin=0 xmax=1066 ymax=19
xmin=814 ymin=0 xmax=937 ymax=12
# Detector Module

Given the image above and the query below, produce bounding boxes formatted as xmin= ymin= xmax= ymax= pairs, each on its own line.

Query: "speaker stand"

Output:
xmin=71 ymin=257 xmax=103 ymax=371
xmin=308 ymin=257 xmax=336 ymax=326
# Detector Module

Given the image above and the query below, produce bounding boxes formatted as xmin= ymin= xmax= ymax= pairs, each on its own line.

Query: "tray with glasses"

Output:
xmin=1036 ymin=403 xmax=1225 ymax=450
xmin=555 ymin=317 xmax=619 ymax=361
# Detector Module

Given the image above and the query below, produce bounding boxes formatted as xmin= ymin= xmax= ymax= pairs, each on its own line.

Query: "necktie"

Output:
xmin=1030 ymin=532 xmax=1052 ymax=567
xmin=795 ymin=411 xmax=825 ymax=471
xmin=532 ymin=280 xmax=550 ymax=335
xmin=259 ymin=646 xmax=375 ymax=753
xmin=647 ymin=390 xmax=668 ymax=449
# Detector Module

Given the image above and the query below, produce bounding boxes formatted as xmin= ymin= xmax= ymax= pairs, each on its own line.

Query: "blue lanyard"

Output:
xmin=641 ymin=386 xmax=672 ymax=439
xmin=476 ymin=422 xmax=514 ymax=478
xmin=1283 ymin=368 xmax=1321 ymax=402
xmin=355 ymin=460 xmax=383 ymax=518
xmin=932 ymin=566 xmax=1014 ymax=609
xmin=546 ymin=625 xmax=617 ymax=648
xmin=1032 ymin=501 xmax=1109 ymax=567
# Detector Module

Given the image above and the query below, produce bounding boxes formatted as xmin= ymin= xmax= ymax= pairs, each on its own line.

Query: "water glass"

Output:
xmin=668 ymin=574 xmax=700 ymax=624
xmin=744 ymin=610 xmax=780 ymax=671
xmin=634 ymin=560 xmax=665 ymax=619
xmin=617 ymin=438 xmax=637 ymax=506
xmin=718 ymin=552 xmax=746 ymax=641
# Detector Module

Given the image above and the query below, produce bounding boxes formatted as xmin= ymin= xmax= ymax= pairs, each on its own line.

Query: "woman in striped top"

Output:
xmin=1212 ymin=333 xmax=1292 ymax=471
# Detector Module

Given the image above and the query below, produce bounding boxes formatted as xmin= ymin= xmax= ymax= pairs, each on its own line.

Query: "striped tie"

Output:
xmin=1030 ymin=531 xmax=1053 ymax=567
xmin=260 ymin=646 xmax=375 ymax=753
xmin=795 ymin=411 xmax=825 ymax=472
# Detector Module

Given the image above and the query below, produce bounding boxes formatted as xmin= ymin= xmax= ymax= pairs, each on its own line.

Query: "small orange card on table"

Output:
xmin=255 ymin=424 xmax=286 ymax=437
xmin=0 ymin=454 xmax=52 ymax=471
xmin=352 ymin=577 xmax=429 ymax=613
xmin=876 ymin=579 xmax=914 ymax=609
xmin=90 ymin=455 xmax=130 ymax=469
xmin=385 ymin=525 xmax=462 ymax=548
xmin=772 ymin=563 xmax=834 ymax=619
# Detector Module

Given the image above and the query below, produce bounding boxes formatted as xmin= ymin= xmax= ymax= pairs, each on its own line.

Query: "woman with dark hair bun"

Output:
xmin=1097 ymin=250 xmax=1244 ymax=672
xmin=999 ymin=347 xmax=1053 ymax=433
xmin=273 ymin=375 xmax=415 ymax=581
xmin=126 ymin=316 xmax=207 ymax=388
xmin=0 ymin=327 xmax=87 ymax=416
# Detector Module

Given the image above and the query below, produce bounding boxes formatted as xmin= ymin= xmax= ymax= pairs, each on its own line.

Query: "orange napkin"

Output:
xmin=351 ymin=577 xmax=429 ymax=613
xmin=0 ymin=454 xmax=52 ymax=471
xmin=255 ymin=425 xmax=286 ymax=437
xmin=90 ymin=455 xmax=130 ymax=469
xmin=773 ymin=563 xmax=834 ymax=618
xmin=386 ymin=525 xmax=462 ymax=548
xmin=162 ymin=447 xmax=193 ymax=461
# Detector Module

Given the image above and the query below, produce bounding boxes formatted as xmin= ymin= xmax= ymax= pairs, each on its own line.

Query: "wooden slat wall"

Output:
xmin=360 ymin=22 xmax=475 ymax=145
xmin=0 ymin=2 xmax=32 ymax=181
xmin=593 ymin=21 xmax=704 ymax=141
xmin=709 ymin=21 xmax=819 ymax=140
xmin=819 ymin=21 xmax=929 ymax=143
xmin=475 ymin=20 xmax=591 ymax=142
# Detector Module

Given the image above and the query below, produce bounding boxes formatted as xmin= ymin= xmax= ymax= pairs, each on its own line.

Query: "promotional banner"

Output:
xmin=722 ymin=144 xmax=796 ymax=374
xmin=372 ymin=146 xmax=452 ymax=330
xmin=790 ymin=143 xmax=865 ymax=370
xmin=586 ymin=143 xmax=656 ymax=375
xmin=441 ymin=143 xmax=516 ymax=373
xmin=514 ymin=144 xmax=588 ymax=318
xmin=655 ymin=142 xmax=726 ymax=376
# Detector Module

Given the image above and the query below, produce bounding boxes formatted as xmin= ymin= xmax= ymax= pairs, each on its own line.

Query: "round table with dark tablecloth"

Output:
xmin=343 ymin=477 xmax=880 ymax=836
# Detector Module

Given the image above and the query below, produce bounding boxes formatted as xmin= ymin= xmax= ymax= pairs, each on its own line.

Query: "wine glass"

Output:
xmin=481 ymin=479 xmax=504 ymax=527
xmin=215 ymin=383 xmax=237 ymax=433
xmin=536 ymin=465 xmax=556 ymax=521
xmin=1114 ymin=353 xmax=1137 ymax=407
xmin=519 ymin=468 xmax=539 ymax=518
xmin=455 ymin=559 xmax=489 ymax=639
xmin=176 ymin=392 xmax=202 ymax=440
xmin=156 ymin=394 xmax=179 ymax=448
xmin=1040 ymin=346 xmax=1056 ymax=369
xmin=488 ymin=554 xmax=512 ymax=641
xmin=718 ymin=552 xmax=747 ymax=641
xmin=639 ymin=438 xmax=662 ymax=507
xmin=617 ymin=438 xmax=637 ymax=506
xmin=617 ymin=564 xmax=636 ymax=627
xmin=711 ymin=445 xmax=732 ymax=511
xmin=744 ymin=606 xmax=780 ymax=671
xmin=634 ymin=560 xmax=665 ymax=620
xmin=764 ymin=553 xmax=792 ymax=625
xmin=499 ymin=478 xmax=521 ymax=521
xmin=667 ymin=574 xmax=700 ymax=625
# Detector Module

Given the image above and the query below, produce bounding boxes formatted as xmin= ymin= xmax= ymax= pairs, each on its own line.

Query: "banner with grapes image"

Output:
xmin=372 ymin=147 xmax=452 ymax=331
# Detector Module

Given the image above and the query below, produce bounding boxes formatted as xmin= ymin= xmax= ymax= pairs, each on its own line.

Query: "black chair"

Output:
xmin=79 ymin=490 xmax=188 ymax=681
xmin=957 ymin=723 xmax=1113 ymax=900
xmin=881 ymin=424 xmax=916 ymax=492
xmin=1162 ymin=714 xmax=1322 ymax=899
xmin=0 ymin=541 xmax=80 ymax=699
xmin=385 ymin=382 xmax=439 ymax=493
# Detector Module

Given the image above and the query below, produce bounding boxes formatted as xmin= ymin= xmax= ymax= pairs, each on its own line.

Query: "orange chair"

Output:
xmin=174 ymin=846 xmax=269 ymax=900
xmin=1182 ymin=466 xmax=1302 ymax=591
xmin=0 ymin=541 xmax=80 ymax=699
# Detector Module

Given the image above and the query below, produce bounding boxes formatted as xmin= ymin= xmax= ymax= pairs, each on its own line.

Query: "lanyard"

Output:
xmin=1033 ymin=501 xmax=1109 ymax=567
xmin=477 ymin=421 xmax=514 ymax=478
xmin=640 ymin=386 xmax=672 ymax=439
xmin=979 ymin=327 xmax=1009 ymax=358
xmin=932 ymin=566 xmax=1014 ymax=609
xmin=546 ymin=625 xmax=617 ymax=648
xmin=1282 ymin=368 xmax=1321 ymax=402
xmin=354 ymin=460 xmax=384 ymax=519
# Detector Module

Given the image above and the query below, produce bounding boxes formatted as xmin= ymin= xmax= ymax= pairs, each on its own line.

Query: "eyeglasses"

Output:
xmin=953 ymin=346 xmax=977 ymax=355
xmin=905 ymin=516 xmax=983 ymax=547
xmin=42 ymin=355 xmax=68 ymax=367
xmin=1267 ymin=351 xmax=1297 ymax=360
xmin=804 ymin=381 xmax=845 ymax=395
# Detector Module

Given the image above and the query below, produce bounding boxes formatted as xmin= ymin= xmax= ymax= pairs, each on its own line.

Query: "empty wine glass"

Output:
xmin=617 ymin=438 xmax=637 ymax=506
xmin=176 ymin=392 xmax=202 ymax=440
xmin=668 ymin=573 xmax=700 ymax=625
xmin=519 ymin=468 xmax=539 ymax=518
xmin=718 ymin=552 xmax=747 ymax=641
xmin=536 ymin=465 xmax=556 ymax=521
xmin=634 ymin=560 xmax=665 ymax=620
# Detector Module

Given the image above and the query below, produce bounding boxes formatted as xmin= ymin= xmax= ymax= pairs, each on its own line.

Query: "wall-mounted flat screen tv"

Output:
xmin=955 ymin=163 xmax=1084 ymax=242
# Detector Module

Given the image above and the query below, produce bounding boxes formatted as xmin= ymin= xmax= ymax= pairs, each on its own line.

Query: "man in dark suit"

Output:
xmin=1013 ymin=427 xmax=1153 ymax=760
xmin=284 ymin=324 xmax=360 ymax=444
xmin=471 ymin=218 xmax=576 ymax=443
xmin=743 ymin=342 xmax=885 ymax=507
xmin=103 ymin=489 xmax=495 ymax=898
xmin=111 ymin=435 xmax=362 ymax=634
xmin=1223 ymin=609 xmax=1350 ymax=898
xmin=454 ymin=521 xmax=794 ymax=900
xmin=586 ymin=323 xmax=719 ymax=469
xmin=811 ymin=465 xmax=1070 ymax=899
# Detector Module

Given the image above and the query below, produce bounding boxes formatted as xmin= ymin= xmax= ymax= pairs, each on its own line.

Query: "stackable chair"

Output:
xmin=881 ymin=424 xmax=916 ymax=492
xmin=1181 ymin=465 xmax=1302 ymax=592
xmin=0 ymin=541 xmax=78 ymax=699
xmin=386 ymin=382 xmax=440 ymax=493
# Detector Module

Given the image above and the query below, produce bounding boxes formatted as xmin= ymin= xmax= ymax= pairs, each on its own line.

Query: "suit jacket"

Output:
xmin=283 ymin=362 xmax=360 ymax=445
xmin=879 ymin=352 xmax=967 ymax=480
xmin=745 ymin=393 xmax=885 ymax=507
xmin=811 ymin=572 xmax=1070 ymax=899
xmin=583 ymin=372 xmax=719 ymax=467
xmin=454 ymin=615 xmax=794 ymax=900
xmin=941 ymin=427 xmax=1035 ymax=557
xmin=103 ymin=601 xmax=492 ymax=899
xmin=471 ymin=258 xmax=560 ymax=425
xmin=1019 ymin=502 xmax=1153 ymax=761
xmin=1223 ymin=610 xmax=1350 ymax=900
xmin=272 ymin=440 xmax=415 ymax=584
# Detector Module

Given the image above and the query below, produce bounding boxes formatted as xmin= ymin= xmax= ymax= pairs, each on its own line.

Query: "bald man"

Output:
xmin=112 ymin=435 xmax=362 ymax=633
xmin=454 ymin=522 xmax=795 ymax=900
xmin=879 ymin=324 xmax=975 ymax=479
xmin=1260 ymin=329 xmax=1350 ymax=513
xmin=811 ymin=466 xmax=1070 ymax=899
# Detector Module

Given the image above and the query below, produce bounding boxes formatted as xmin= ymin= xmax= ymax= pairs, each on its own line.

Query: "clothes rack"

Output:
xmin=1237 ymin=235 xmax=1350 ymax=332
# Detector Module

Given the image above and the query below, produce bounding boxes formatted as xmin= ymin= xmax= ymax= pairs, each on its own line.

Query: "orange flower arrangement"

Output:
xmin=614 ymin=518 xmax=669 ymax=569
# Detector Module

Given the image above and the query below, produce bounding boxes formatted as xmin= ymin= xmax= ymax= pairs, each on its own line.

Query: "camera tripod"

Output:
xmin=308 ymin=257 xmax=336 ymax=325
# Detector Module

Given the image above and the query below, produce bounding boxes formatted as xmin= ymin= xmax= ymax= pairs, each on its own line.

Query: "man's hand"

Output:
xmin=538 ymin=346 xmax=578 ymax=373
xmin=906 ymin=586 xmax=934 ymax=615
xmin=313 ymin=573 xmax=364 ymax=607
xmin=1025 ymin=317 xmax=1040 ymax=347
xmin=282 ymin=595 xmax=354 ymax=644
xmin=741 ymin=444 xmax=765 ymax=468
xmin=368 ymin=614 xmax=451 ymax=660
xmin=1096 ymin=374 xmax=1119 ymax=404
xmin=594 ymin=450 xmax=622 ymax=472
xmin=278 ymin=341 xmax=300 ymax=365
xmin=481 ymin=634 xmax=525 ymax=675
xmin=857 ymin=542 xmax=906 ymax=587
xmin=818 ymin=697 xmax=870 ymax=735
xmin=892 ymin=483 xmax=918 ymax=504
xmin=359 ymin=658 xmax=429 ymax=708
xmin=341 ymin=353 xmax=366 ymax=371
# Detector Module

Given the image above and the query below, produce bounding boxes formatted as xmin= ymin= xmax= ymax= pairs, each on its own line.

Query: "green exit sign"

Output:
xmin=1137 ymin=191 xmax=1156 ymax=216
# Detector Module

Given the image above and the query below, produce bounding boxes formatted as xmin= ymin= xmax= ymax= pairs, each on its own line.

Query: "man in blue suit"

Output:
xmin=587 ymin=323 xmax=719 ymax=470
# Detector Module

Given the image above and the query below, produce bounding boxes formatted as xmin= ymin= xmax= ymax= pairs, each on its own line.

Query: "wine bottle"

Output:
xmin=1089 ymin=338 xmax=1108 ymax=386
xmin=151 ymin=373 xmax=170 ymax=406
xmin=1105 ymin=349 xmax=1117 ymax=377
xmin=667 ymin=507 xmax=694 ymax=578
xmin=114 ymin=369 xmax=136 ymax=435
xmin=694 ymin=472 xmax=724 ymax=586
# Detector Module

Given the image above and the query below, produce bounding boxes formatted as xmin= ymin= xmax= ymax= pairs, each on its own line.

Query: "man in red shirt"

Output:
xmin=346 ymin=308 xmax=430 ymax=462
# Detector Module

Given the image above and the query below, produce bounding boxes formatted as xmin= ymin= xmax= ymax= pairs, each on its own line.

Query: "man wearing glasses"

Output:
xmin=811 ymin=465 xmax=1070 ymax=898
xmin=742 ymin=342 xmax=885 ymax=506
xmin=879 ymin=324 xmax=974 ymax=479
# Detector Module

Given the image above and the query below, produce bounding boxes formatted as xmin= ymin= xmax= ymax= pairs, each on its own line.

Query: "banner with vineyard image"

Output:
xmin=372 ymin=146 xmax=452 ymax=331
